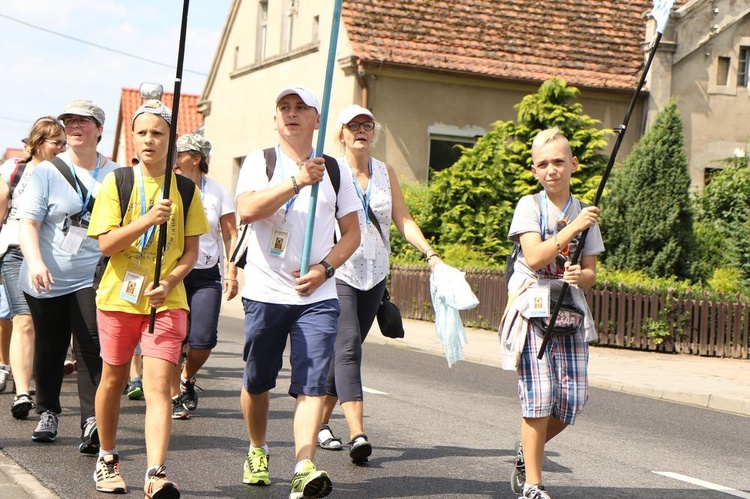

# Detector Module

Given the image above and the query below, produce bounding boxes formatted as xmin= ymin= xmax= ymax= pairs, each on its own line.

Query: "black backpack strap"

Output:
xmin=112 ymin=167 xmax=134 ymax=222
xmin=322 ymin=154 xmax=340 ymax=195
xmin=263 ymin=148 xmax=276 ymax=181
xmin=174 ymin=173 xmax=195 ymax=224
xmin=9 ymin=161 xmax=26 ymax=193
xmin=110 ymin=168 xmax=192 ymax=225
xmin=49 ymin=156 xmax=95 ymax=214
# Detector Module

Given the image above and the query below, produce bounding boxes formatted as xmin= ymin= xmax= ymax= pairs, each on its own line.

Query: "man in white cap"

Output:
xmin=234 ymin=85 xmax=361 ymax=498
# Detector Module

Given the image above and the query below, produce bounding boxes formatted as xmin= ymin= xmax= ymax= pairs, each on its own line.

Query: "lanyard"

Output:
xmin=199 ymin=176 xmax=205 ymax=204
xmin=276 ymin=144 xmax=315 ymax=218
xmin=344 ymin=156 xmax=373 ymax=224
xmin=539 ymin=191 xmax=572 ymax=238
xmin=136 ymin=165 xmax=165 ymax=253
xmin=69 ymin=153 xmax=101 ymax=215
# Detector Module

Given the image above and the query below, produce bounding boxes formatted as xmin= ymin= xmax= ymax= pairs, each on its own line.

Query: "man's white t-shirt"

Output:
xmin=235 ymin=148 xmax=361 ymax=305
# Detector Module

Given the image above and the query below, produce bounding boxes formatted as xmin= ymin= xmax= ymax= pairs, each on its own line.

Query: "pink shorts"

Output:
xmin=97 ymin=309 xmax=188 ymax=366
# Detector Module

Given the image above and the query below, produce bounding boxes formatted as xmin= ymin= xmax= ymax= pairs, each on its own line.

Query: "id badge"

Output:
xmin=60 ymin=225 xmax=87 ymax=255
xmin=363 ymin=230 xmax=377 ymax=260
xmin=119 ymin=268 xmax=147 ymax=304
xmin=269 ymin=228 xmax=290 ymax=258
xmin=527 ymin=280 xmax=550 ymax=318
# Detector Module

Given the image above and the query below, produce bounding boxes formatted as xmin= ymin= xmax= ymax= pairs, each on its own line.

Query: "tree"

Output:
xmin=601 ymin=100 xmax=693 ymax=279
xmin=696 ymin=159 xmax=750 ymax=290
xmin=427 ymin=78 xmax=609 ymax=260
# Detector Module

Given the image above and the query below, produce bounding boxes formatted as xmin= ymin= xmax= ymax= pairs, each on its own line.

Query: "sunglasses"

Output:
xmin=45 ymin=139 xmax=67 ymax=149
xmin=345 ymin=121 xmax=375 ymax=132
xmin=62 ymin=117 xmax=95 ymax=128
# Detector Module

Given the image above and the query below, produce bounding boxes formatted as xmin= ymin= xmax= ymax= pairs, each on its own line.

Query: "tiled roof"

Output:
xmin=115 ymin=88 xmax=203 ymax=163
xmin=3 ymin=147 xmax=24 ymax=161
xmin=342 ymin=0 xmax=656 ymax=91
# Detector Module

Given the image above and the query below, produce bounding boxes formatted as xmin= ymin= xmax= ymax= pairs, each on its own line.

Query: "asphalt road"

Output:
xmin=0 ymin=313 xmax=748 ymax=498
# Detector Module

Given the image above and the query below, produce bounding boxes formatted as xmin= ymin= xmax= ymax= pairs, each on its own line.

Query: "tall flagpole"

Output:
xmin=299 ymin=0 xmax=343 ymax=275
xmin=149 ymin=0 xmax=190 ymax=333
xmin=537 ymin=0 xmax=675 ymax=359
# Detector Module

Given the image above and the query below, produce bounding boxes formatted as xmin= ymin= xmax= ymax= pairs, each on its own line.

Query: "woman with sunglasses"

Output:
xmin=16 ymin=100 xmax=120 ymax=453
xmin=0 ymin=116 xmax=67 ymax=421
xmin=317 ymin=105 xmax=442 ymax=463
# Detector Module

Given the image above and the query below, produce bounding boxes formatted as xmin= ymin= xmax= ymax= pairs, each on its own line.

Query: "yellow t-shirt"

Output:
xmin=87 ymin=170 xmax=210 ymax=314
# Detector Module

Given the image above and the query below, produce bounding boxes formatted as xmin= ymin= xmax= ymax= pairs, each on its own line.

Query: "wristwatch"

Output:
xmin=319 ymin=260 xmax=335 ymax=279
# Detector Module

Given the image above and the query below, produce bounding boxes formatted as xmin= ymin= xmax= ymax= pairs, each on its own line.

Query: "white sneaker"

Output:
xmin=0 ymin=364 xmax=10 ymax=393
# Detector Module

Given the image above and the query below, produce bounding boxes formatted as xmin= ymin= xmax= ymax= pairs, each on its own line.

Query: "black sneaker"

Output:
xmin=32 ymin=410 xmax=58 ymax=442
xmin=348 ymin=434 xmax=372 ymax=464
xmin=171 ymin=396 xmax=189 ymax=420
xmin=180 ymin=377 xmax=200 ymax=411
xmin=79 ymin=416 xmax=100 ymax=454
xmin=11 ymin=393 xmax=34 ymax=420
xmin=511 ymin=440 xmax=525 ymax=494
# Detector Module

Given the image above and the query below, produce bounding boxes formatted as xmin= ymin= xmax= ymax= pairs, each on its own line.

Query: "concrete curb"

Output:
xmin=0 ymin=451 xmax=58 ymax=499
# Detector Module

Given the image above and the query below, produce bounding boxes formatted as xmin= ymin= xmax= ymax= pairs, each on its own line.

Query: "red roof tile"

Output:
xmin=116 ymin=88 xmax=203 ymax=163
xmin=342 ymin=0 xmax=657 ymax=91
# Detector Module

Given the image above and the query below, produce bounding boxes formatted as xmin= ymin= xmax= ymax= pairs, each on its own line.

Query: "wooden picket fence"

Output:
xmin=389 ymin=265 xmax=750 ymax=359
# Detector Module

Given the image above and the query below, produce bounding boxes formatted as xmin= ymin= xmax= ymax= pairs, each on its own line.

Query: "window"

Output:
xmin=255 ymin=1 xmax=268 ymax=62
xmin=716 ymin=56 xmax=730 ymax=86
xmin=281 ymin=0 xmax=297 ymax=53
xmin=738 ymin=46 xmax=750 ymax=88
xmin=428 ymin=135 xmax=476 ymax=179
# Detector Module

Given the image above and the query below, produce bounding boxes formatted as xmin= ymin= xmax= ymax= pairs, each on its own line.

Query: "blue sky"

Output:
xmin=0 ymin=0 xmax=233 ymax=157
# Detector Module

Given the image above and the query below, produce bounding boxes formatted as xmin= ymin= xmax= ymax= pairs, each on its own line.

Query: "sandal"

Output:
xmin=348 ymin=434 xmax=372 ymax=464
xmin=317 ymin=424 xmax=343 ymax=450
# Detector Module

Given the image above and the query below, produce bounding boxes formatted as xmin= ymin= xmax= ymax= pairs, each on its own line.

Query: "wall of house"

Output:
xmin=364 ymin=69 xmax=644 ymax=183
xmin=200 ymin=0 xmax=360 ymax=195
xmin=202 ymin=0 xmax=645 ymax=195
xmin=670 ymin=3 xmax=750 ymax=191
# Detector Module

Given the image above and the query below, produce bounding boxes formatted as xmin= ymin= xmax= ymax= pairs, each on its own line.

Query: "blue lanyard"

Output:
xmin=276 ymin=144 xmax=315 ymax=218
xmin=539 ymin=191 xmax=573 ymax=238
xmin=69 ymin=153 xmax=101 ymax=215
xmin=199 ymin=176 xmax=205 ymax=204
xmin=345 ymin=156 xmax=373 ymax=224
xmin=136 ymin=165 xmax=165 ymax=253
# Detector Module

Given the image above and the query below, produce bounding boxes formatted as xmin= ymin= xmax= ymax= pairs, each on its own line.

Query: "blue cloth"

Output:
xmin=429 ymin=264 xmax=479 ymax=367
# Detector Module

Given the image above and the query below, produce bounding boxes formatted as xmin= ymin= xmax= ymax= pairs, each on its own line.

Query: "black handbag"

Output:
xmin=531 ymin=280 xmax=584 ymax=336
xmin=377 ymin=288 xmax=405 ymax=339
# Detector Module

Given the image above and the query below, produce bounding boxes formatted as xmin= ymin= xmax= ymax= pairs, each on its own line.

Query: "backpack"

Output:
xmin=92 ymin=167 xmax=195 ymax=290
xmin=231 ymin=149 xmax=341 ymax=269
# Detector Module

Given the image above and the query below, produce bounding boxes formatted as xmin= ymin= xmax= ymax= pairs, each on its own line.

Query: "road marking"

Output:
xmin=363 ymin=386 xmax=388 ymax=395
xmin=653 ymin=472 xmax=750 ymax=498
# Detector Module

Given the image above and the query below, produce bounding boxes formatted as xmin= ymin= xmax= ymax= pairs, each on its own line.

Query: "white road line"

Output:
xmin=653 ymin=471 xmax=750 ymax=498
xmin=362 ymin=386 xmax=388 ymax=395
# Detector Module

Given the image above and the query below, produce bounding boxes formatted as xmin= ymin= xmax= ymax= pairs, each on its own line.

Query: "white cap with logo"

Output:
xmin=275 ymin=85 xmax=321 ymax=114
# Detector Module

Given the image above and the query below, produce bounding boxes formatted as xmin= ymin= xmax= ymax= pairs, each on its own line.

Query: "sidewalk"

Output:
xmin=3 ymin=297 xmax=749 ymax=498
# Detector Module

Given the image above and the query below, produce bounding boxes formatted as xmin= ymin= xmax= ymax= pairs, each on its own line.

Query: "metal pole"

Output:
xmin=149 ymin=0 xmax=190 ymax=333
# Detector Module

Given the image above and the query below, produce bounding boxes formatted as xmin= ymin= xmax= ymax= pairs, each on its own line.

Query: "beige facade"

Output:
xmin=201 ymin=1 xmax=750 ymax=196
xmin=199 ymin=0 xmax=650 ymax=197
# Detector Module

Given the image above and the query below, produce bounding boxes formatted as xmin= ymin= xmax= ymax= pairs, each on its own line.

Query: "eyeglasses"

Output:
xmin=62 ymin=117 xmax=95 ymax=128
xmin=345 ymin=121 xmax=375 ymax=132
xmin=45 ymin=139 xmax=67 ymax=149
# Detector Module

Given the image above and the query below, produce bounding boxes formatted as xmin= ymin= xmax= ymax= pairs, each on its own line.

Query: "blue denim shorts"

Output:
xmin=242 ymin=298 xmax=339 ymax=396
xmin=1 ymin=247 xmax=31 ymax=317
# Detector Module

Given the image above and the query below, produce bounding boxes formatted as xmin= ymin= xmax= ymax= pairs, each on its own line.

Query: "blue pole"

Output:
xmin=300 ymin=0 xmax=343 ymax=275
